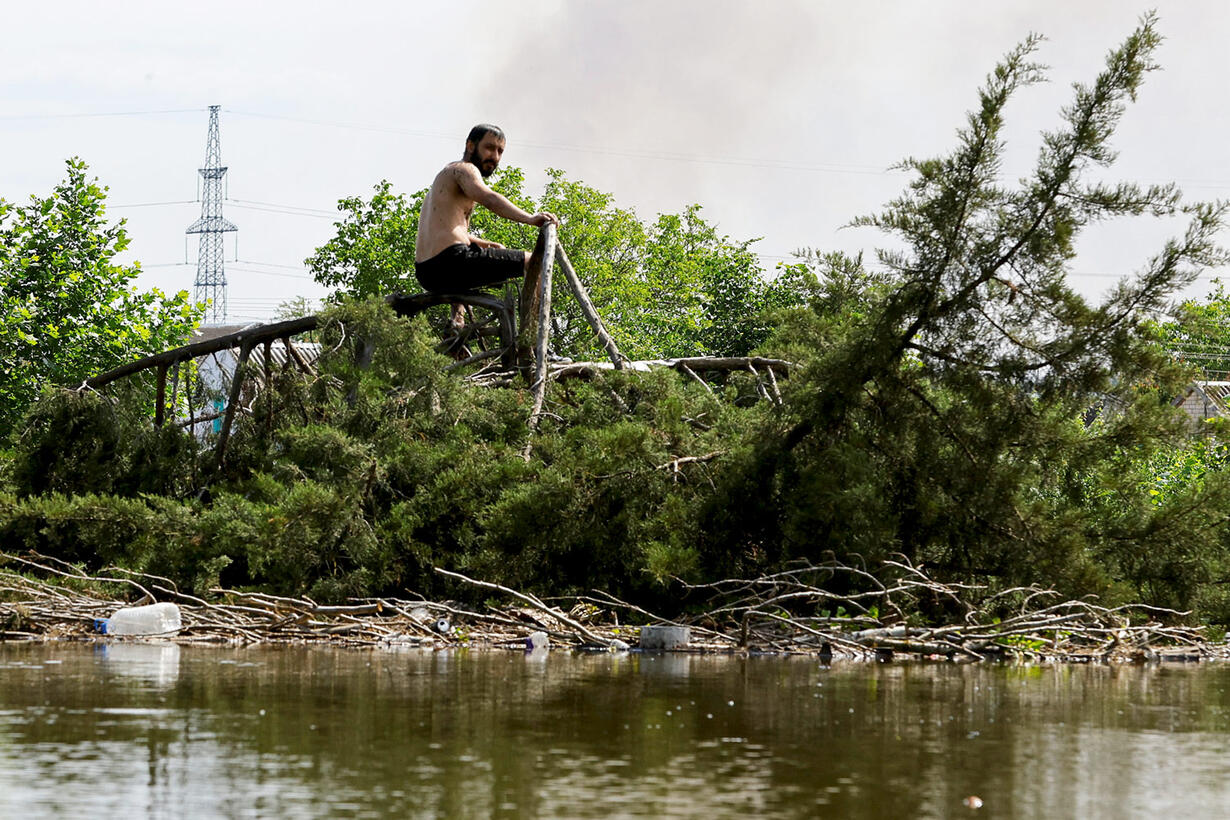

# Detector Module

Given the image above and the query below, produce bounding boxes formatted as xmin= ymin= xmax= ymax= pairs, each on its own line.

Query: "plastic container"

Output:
xmin=525 ymin=631 xmax=550 ymax=651
xmin=100 ymin=602 xmax=182 ymax=636
xmin=638 ymin=625 xmax=690 ymax=651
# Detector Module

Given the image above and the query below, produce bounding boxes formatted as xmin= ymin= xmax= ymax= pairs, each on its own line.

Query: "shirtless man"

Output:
xmin=414 ymin=124 xmax=559 ymax=316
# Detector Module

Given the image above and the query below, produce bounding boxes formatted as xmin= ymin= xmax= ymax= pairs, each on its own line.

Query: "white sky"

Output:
xmin=3 ymin=1 xmax=1229 ymax=323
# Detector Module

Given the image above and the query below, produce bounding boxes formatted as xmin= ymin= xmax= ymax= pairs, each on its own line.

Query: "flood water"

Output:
xmin=1 ymin=643 xmax=1229 ymax=818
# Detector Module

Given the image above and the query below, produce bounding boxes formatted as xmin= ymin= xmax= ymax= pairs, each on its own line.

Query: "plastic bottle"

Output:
xmin=525 ymin=631 xmax=550 ymax=651
xmin=101 ymin=602 xmax=182 ymax=636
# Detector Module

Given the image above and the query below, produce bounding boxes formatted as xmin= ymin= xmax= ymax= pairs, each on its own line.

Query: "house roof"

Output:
xmin=1174 ymin=380 xmax=1230 ymax=427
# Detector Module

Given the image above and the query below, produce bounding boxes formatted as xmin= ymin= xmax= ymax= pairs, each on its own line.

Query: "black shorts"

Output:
xmin=414 ymin=243 xmax=525 ymax=292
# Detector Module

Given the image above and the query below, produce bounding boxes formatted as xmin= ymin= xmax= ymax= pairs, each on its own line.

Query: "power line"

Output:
xmin=226 ymin=201 xmax=337 ymax=219
xmin=225 ymin=108 xmax=900 ymax=178
xmin=140 ymin=260 xmax=312 ymax=276
xmin=0 ymin=107 xmax=204 ymax=121
xmin=110 ymin=197 xmax=339 ymax=219
xmin=236 ymin=260 xmax=311 ymax=270
xmin=227 ymin=198 xmax=336 ymax=217
xmin=14 ymin=105 xmax=1230 ymax=193
xmin=111 ymin=200 xmax=197 ymax=210
xmin=227 ymin=109 xmax=454 ymax=141
xmin=219 ymin=109 xmax=1230 ymax=188
xmin=229 ymin=266 xmax=312 ymax=280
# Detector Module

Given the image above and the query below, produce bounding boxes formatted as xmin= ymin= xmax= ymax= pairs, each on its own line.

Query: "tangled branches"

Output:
xmin=666 ymin=557 xmax=1219 ymax=662
xmin=0 ymin=550 xmax=1222 ymax=662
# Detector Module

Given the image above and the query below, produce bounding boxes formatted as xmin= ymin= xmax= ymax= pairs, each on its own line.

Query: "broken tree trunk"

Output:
xmin=525 ymin=224 xmax=557 ymax=421
xmin=154 ymin=364 xmax=168 ymax=427
xmin=517 ymin=224 xmax=556 ymax=372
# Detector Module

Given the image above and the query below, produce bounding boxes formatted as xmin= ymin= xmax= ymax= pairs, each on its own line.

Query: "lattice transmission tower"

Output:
xmin=186 ymin=104 xmax=237 ymax=324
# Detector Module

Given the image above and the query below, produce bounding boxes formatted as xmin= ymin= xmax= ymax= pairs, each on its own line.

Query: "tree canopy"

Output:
xmin=304 ymin=167 xmax=810 ymax=360
xmin=1155 ymin=280 xmax=1230 ymax=379
xmin=0 ymin=159 xmax=200 ymax=437
xmin=697 ymin=13 xmax=1230 ymax=614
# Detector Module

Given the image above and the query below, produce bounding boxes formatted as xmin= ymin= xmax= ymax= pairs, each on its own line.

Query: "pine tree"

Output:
xmin=705 ymin=13 xmax=1230 ymax=609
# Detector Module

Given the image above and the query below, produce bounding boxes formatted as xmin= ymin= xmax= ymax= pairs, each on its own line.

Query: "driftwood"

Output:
xmin=0 ymin=549 xmax=1221 ymax=663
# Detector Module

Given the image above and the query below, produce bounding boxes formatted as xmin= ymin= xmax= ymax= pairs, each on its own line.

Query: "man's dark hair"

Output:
xmin=466 ymin=123 xmax=505 ymax=146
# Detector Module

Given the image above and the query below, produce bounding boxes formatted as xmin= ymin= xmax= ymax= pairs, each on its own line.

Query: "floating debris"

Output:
xmin=0 ymin=550 xmax=1224 ymax=662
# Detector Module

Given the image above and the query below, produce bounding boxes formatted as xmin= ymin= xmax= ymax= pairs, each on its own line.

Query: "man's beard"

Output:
xmin=465 ymin=149 xmax=498 ymax=178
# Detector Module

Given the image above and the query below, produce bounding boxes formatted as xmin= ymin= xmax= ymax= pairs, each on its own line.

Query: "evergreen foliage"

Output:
xmin=697 ymin=14 xmax=1230 ymax=611
xmin=4 ymin=18 xmax=1230 ymax=625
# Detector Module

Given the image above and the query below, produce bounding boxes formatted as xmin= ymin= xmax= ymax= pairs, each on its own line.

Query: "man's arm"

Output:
xmin=453 ymin=164 xmax=559 ymax=227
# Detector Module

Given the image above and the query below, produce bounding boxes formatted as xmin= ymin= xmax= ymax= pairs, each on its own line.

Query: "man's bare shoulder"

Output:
xmin=440 ymin=160 xmax=481 ymax=180
xmin=446 ymin=161 xmax=490 ymax=201
xmin=430 ymin=161 xmax=479 ymax=194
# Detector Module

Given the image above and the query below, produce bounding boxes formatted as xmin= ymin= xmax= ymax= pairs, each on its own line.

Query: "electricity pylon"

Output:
xmin=186 ymin=104 xmax=237 ymax=324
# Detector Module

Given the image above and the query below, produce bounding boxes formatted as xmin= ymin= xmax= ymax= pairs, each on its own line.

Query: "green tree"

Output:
xmin=306 ymin=167 xmax=808 ymax=359
xmin=305 ymin=180 xmax=423 ymax=298
xmin=274 ymin=295 xmax=321 ymax=321
xmin=0 ymin=159 xmax=200 ymax=437
xmin=703 ymin=14 xmax=1230 ymax=610
xmin=1155 ymin=279 xmax=1230 ymax=378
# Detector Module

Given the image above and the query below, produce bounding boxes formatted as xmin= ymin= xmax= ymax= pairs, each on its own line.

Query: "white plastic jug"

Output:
xmin=103 ymin=602 xmax=182 ymax=636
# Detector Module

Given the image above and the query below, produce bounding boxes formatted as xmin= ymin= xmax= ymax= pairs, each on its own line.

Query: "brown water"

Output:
xmin=1 ymin=643 xmax=1228 ymax=818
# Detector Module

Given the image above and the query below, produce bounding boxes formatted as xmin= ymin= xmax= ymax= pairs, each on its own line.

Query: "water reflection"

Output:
xmin=0 ymin=644 xmax=1228 ymax=818
xmin=96 ymin=642 xmax=181 ymax=688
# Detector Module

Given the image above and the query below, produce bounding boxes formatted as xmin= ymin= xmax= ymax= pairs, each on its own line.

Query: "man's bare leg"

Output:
xmin=442 ymin=302 xmax=471 ymax=361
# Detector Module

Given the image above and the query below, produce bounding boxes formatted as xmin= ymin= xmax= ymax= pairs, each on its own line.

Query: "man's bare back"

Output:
xmin=415 ymin=160 xmax=495 ymax=262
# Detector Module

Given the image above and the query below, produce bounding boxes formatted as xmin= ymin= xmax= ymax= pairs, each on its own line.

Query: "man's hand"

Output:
xmin=530 ymin=212 xmax=560 ymax=227
xmin=469 ymin=236 xmax=505 ymax=250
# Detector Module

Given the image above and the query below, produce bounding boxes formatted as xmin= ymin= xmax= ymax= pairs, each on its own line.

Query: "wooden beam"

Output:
xmin=215 ymin=342 xmax=253 ymax=467
xmin=154 ymin=364 xmax=167 ymax=427
xmin=282 ymin=336 xmax=313 ymax=375
xmin=517 ymin=225 xmax=555 ymax=371
xmin=554 ymin=244 xmax=625 ymax=369
xmin=82 ymin=315 xmax=319 ymax=390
